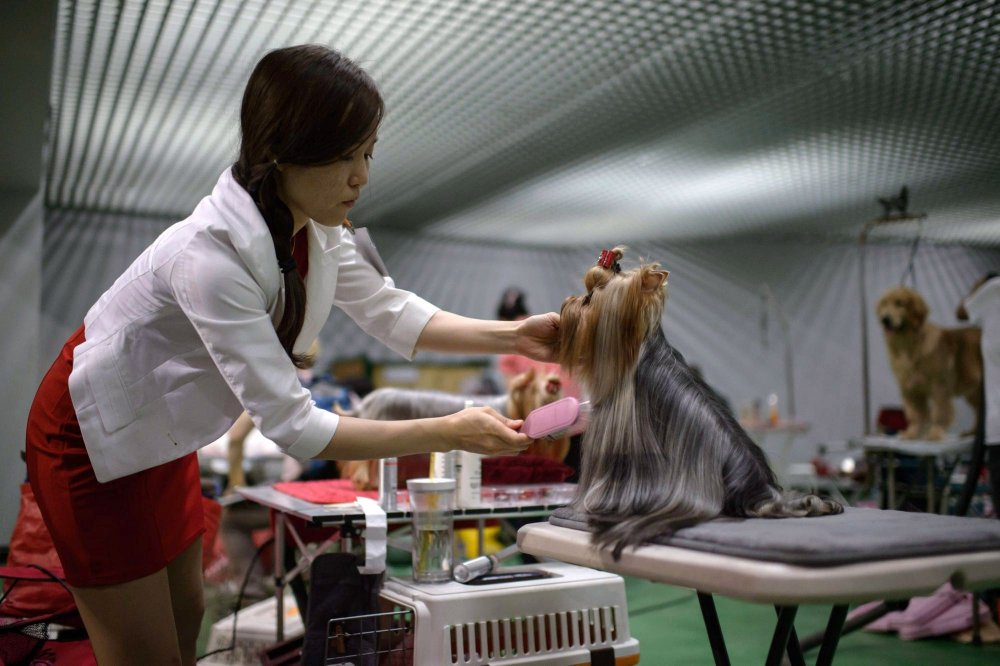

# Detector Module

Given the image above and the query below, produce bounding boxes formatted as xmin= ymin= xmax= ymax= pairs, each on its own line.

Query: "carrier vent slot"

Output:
xmin=445 ymin=605 xmax=621 ymax=663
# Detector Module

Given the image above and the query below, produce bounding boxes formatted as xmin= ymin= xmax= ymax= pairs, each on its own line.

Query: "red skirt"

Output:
xmin=25 ymin=325 xmax=205 ymax=587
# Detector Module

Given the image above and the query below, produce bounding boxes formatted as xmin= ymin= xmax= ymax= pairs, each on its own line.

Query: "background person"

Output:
xmin=958 ymin=271 xmax=1000 ymax=518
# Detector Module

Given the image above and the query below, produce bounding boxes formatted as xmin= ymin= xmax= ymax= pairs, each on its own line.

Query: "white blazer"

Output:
xmin=68 ymin=168 xmax=438 ymax=482
xmin=965 ymin=277 xmax=1000 ymax=443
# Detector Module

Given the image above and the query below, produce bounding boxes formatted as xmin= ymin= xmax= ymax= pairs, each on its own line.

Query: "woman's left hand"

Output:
xmin=514 ymin=312 xmax=560 ymax=362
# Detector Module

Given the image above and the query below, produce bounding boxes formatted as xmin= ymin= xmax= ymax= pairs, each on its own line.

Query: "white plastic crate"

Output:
xmin=377 ymin=562 xmax=640 ymax=665
xmin=201 ymin=591 xmax=303 ymax=665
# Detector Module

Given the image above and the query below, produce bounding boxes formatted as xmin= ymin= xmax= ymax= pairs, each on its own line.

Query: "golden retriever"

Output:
xmin=876 ymin=286 xmax=982 ymax=440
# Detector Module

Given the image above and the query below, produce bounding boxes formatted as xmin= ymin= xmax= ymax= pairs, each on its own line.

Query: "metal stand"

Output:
xmin=799 ymin=600 xmax=906 ymax=656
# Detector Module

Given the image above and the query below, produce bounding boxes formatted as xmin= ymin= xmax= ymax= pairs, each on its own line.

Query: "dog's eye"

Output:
xmin=583 ymin=293 xmax=591 ymax=306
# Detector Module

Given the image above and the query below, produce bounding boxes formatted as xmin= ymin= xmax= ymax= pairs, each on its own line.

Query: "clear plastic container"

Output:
xmin=406 ymin=478 xmax=456 ymax=583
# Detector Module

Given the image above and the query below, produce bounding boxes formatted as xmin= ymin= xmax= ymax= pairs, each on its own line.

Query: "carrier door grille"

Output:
xmin=446 ymin=605 xmax=620 ymax=663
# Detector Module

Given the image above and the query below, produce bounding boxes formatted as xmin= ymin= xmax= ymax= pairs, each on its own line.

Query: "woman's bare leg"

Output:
xmin=71 ymin=567 xmax=183 ymax=665
xmin=226 ymin=412 xmax=255 ymax=492
xmin=167 ymin=536 xmax=205 ymax=666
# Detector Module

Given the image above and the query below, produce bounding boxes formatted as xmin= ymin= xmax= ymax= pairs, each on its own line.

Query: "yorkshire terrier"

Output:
xmin=339 ymin=368 xmax=568 ymax=489
xmin=560 ymin=247 xmax=842 ymax=558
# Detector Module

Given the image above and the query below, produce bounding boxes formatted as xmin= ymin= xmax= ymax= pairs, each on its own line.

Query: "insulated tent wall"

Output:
xmin=4 ymin=0 xmax=1000 ymax=541
xmin=38 ymin=216 xmax=1000 ymax=468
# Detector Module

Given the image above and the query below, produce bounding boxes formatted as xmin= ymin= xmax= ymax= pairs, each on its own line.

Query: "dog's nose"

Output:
xmin=881 ymin=316 xmax=894 ymax=330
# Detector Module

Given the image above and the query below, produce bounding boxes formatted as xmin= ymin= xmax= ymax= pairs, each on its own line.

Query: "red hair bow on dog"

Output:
xmin=597 ymin=249 xmax=621 ymax=273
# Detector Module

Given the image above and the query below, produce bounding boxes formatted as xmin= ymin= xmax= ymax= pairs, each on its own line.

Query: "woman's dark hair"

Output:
xmin=497 ymin=287 xmax=529 ymax=321
xmin=232 ymin=45 xmax=383 ymax=367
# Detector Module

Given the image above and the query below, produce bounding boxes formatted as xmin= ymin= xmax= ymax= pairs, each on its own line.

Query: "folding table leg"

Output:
xmin=816 ymin=604 xmax=849 ymax=666
xmin=274 ymin=510 xmax=286 ymax=641
xmin=765 ymin=605 xmax=798 ymax=666
xmin=697 ymin=592 xmax=731 ymax=666
xmin=284 ymin=540 xmax=309 ymax=620
xmin=800 ymin=599 xmax=907 ymax=652
xmin=775 ymin=606 xmax=806 ymax=666
xmin=972 ymin=593 xmax=982 ymax=646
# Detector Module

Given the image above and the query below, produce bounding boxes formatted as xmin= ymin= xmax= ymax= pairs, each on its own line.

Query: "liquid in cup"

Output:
xmin=406 ymin=478 xmax=455 ymax=583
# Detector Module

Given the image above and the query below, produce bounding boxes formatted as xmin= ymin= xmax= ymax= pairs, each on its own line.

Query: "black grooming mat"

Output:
xmin=549 ymin=507 xmax=1000 ymax=567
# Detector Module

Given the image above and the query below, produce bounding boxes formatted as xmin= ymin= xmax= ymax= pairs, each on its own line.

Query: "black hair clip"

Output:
xmin=278 ymin=257 xmax=297 ymax=274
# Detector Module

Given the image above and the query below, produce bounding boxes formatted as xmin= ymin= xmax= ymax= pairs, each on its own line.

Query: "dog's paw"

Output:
xmin=899 ymin=426 xmax=922 ymax=440
xmin=926 ymin=426 xmax=947 ymax=441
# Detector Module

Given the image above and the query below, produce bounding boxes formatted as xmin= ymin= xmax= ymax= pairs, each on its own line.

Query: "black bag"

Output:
xmin=300 ymin=553 xmax=383 ymax=666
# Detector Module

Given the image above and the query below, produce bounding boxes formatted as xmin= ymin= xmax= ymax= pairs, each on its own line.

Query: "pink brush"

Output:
xmin=520 ymin=397 xmax=590 ymax=439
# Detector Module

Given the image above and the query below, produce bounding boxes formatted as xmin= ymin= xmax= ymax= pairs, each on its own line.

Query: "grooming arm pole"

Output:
xmin=859 ymin=224 xmax=873 ymax=436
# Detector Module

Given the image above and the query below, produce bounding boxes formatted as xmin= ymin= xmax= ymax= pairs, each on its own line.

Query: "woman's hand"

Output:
xmin=514 ymin=312 xmax=560 ymax=363
xmin=441 ymin=406 xmax=532 ymax=456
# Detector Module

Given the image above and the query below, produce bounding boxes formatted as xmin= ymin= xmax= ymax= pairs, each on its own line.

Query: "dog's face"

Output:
xmin=507 ymin=367 xmax=563 ymax=420
xmin=876 ymin=286 xmax=928 ymax=334
xmin=559 ymin=247 xmax=669 ymax=395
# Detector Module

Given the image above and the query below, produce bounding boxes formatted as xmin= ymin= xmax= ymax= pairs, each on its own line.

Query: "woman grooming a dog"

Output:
xmin=25 ymin=45 xmax=558 ymax=664
xmin=958 ymin=271 xmax=1000 ymax=519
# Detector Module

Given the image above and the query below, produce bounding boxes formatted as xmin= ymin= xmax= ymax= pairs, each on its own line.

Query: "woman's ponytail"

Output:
xmin=234 ymin=159 xmax=310 ymax=368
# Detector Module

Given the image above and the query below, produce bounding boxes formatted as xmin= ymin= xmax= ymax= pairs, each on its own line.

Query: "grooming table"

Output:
xmin=854 ymin=435 xmax=973 ymax=512
xmin=237 ymin=484 xmax=572 ymax=640
xmin=518 ymin=507 xmax=1000 ymax=665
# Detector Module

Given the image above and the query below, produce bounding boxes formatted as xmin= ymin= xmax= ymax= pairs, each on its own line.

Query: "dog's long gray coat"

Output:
xmin=576 ymin=327 xmax=841 ymax=558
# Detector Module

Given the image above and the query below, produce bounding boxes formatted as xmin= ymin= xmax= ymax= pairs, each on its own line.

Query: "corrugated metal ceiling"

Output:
xmin=44 ymin=0 xmax=1000 ymax=246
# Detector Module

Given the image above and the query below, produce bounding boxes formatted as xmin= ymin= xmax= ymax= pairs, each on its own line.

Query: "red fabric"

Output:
xmin=482 ymin=455 xmax=574 ymax=484
xmin=201 ymin=497 xmax=223 ymax=572
xmin=25 ymin=325 xmax=205 ymax=587
xmin=0 ymin=636 xmax=97 ymax=666
xmin=274 ymin=479 xmax=379 ymax=504
xmin=877 ymin=407 xmax=908 ymax=435
xmin=397 ymin=453 xmax=431 ymax=487
xmin=2 ymin=484 xmax=74 ymax=618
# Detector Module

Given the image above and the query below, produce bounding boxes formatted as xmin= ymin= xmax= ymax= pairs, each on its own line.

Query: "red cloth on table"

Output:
xmin=274 ymin=479 xmax=380 ymax=504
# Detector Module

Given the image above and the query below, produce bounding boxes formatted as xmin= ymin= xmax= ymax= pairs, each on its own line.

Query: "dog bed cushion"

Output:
xmin=549 ymin=507 xmax=1000 ymax=567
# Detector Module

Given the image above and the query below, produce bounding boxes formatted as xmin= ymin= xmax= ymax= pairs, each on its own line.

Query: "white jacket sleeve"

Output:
xmin=170 ymin=239 xmax=338 ymax=461
xmin=965 ymin=279 xmax=1000 ymax=325
xmin=333 ymin=232 xmax=439 ymax=359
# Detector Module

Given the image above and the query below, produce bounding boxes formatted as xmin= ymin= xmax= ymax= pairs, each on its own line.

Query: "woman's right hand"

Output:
xmin=440 ymin=406 xmax=532 ymax=456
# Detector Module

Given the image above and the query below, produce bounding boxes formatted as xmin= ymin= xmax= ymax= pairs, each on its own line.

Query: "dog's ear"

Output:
xmin=509 ymin=368 xmax=534 ymax=391
xmin=641 ymin=268 xmax=669 ymax=292
xmin=875 ymin=291 xmax=889 ymax=310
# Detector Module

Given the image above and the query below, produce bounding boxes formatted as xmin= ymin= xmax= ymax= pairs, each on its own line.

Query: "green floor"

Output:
xmin=623 ymin=576 xmax=1000 ymax=665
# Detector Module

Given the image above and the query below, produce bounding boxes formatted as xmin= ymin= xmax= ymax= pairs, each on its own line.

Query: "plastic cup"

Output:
xmin=406 ymin=478 xmax=455 ymax=583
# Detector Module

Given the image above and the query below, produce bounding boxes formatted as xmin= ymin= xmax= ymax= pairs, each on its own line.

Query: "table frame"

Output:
xmin=237 ymin=485 xmax=569 ymax=640
xmin=854 ymin=436 xmax=973 ymax=513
